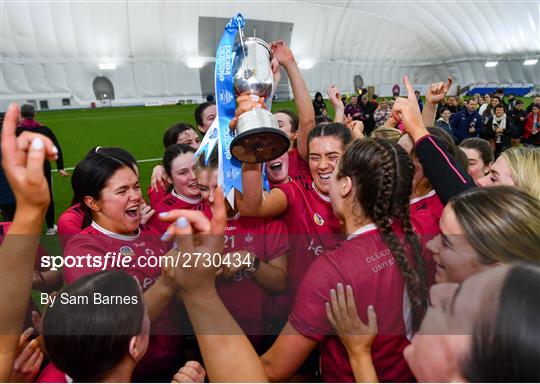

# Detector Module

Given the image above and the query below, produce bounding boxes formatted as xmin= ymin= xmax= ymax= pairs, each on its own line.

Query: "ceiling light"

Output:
xmin=98 ymin=63 xmax=116 ymax=70
xmin=524 ymin=59 xmax=538 ymax=66
xmin=485 ymin=61 xmax=498 ymax=67
xmin=186 ymin=57 xmax=205 ymax=69
xmin=298 ymin=59 xmax=315 ymax=70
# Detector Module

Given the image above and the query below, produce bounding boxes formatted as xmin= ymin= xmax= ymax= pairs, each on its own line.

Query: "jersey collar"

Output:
xmin=347 ymin=223 xmax=378 ymax=240
xmin=91 ymin=221 xmax=140 ymax=241
xmin=172 ymin=189 xmax=202 ymax=204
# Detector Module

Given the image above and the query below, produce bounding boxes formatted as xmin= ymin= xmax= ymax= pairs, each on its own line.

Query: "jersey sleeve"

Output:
xmin=414 ymin=135 xmax=475 ymax=205
xmin=288 ymin=253 xmax=341 ymax=342
xmin=148 ymin=183 xmax=167 ymax=208
xmin=274 ymin=182 xmax=295 ymax=218
xmin=263 ymin=218 xmax=289 ymax=261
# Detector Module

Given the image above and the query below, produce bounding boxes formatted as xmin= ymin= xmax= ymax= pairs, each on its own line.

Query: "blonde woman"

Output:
xmin=478 ymin=146 xmax=540 ymax=200
xmin=428 ymin=185 xmax=540 ymax=283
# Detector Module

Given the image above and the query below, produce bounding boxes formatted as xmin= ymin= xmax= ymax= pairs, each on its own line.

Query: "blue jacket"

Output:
xmin=0 ymin=152 xmax=15 ymax=206
xmin=449 ymin=109 xmax=483 ymax=143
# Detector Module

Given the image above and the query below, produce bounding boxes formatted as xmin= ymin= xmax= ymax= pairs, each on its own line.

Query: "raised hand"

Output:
xmin=271 ymin=40 xmax=295 ymax=68
xmin=158 ymin=187 xmax=227 ymax=293
xmin=9 ymin=328 xmax=44 ymax=383
xmin=391 ymin=75 xmax=429 ymax=142
xmin=328 ymin=85 xmax=344 ymax=110
xmin=140 ymin=202 xmax=155 ymax=225
xmin=150 ymin=165 xmax=168 ymax=192
xmin=171 ymin=361 xmax=206 ymax=383
xmin=326 ymin=284 xmax=377 ymax=356
xmin=229 ymin=95 xmax=265 ymax=130
xmin=425 ymin=77 xmax=453 ymax=105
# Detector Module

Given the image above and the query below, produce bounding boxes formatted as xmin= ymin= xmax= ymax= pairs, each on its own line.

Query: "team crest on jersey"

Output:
xmin=119 ymin=246 xmax=135 ymax=257
xmin=313 ymin=213 xmax=325 ymax=226
xmin=245 ymin=233 xmax=253 ymax=243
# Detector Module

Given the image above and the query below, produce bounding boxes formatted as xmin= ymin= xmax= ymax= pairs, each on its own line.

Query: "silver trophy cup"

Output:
xmin=230 ymin=37 xmax=290 ymax=163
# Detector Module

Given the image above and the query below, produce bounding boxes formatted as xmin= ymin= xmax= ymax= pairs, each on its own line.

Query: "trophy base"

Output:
xmin=230 ymin=128 xmax=290 ymax=163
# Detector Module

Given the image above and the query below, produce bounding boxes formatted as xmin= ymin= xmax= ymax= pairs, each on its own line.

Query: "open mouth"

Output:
xmin=319 ymin=173 xmax=331 ymax=181
xmin=188 ymin=182 xmax=199 ymax=189
xmin=269 ymin=161 xmax=283 ymax=171
xmin=125 ymin=205 xmax=139 ymax=218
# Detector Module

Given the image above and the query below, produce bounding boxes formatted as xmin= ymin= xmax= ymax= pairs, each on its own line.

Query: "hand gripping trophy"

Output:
xmin=230 ymin=30 xmax=290 ymax=163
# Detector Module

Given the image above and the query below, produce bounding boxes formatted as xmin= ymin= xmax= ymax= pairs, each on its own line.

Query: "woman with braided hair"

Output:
xmin=255 ymin=139 xmax=432 ymax=382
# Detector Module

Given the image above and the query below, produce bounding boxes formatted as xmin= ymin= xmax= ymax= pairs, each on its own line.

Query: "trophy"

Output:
xmin=230 ymin=36 xmax=290 ymax=163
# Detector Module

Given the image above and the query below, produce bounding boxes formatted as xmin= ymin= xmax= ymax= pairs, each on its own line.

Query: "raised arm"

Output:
xmin=328 ymin=85 xmax=345 ymax=123
xmin=236 ymin=163 xmax=288 ymax=218
xmin=422 ymin=77 xmax=453 ymax=127
xmin=161 ymin=188 xmax=268 ymax=383
xmin=271 ymin=40 xmax=315 ymax=160
xmin=393 ymin=76 xmax=474 ymax=205
xmin=0 ymin=104 xmax=57 ymax=381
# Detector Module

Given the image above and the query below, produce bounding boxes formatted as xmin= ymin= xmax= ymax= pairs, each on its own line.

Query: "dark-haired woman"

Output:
xmin=312 ymin=92 xmax=326 ymax=117
xmin=149 ymin=123 xmax=201 ymax=206
xmin=58 ymin=147 xmax=144 ymax=237
xmin=257 ymin=139 xmax=432 ymax=382
xmin=63 ymin=149 xmax=184 ymax=381
xmin=484 ymin=104 xmax=515 ymax=157
xmin=194 ymin=102 xmax=216 ymax=135
xmin=42 ymin=270 xmax=206 ymax=383
xmin=146 ymin=144 xmax=205 ymax=234
xmin=459 ymin=138 xmax=494 ymax=182
xmin=238 ymin=122 xmax=351 ymax=322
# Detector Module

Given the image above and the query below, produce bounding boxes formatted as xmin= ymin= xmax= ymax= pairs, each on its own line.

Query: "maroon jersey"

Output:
xmin=147 ymin=183 xmax=169 ymax=207
xmin=63 ymin=222 xmax=183 ymax=380
xmin=37 ymin=363 xmax=68 ymax=383
xmin=290 ymin=224 xmax=420 ymax=383
xmin=274 ymin=181 xmax=343 ymax=318
xmin=409 ymin=189 xmax=443 ymax=238
xmin=146 ymin=190 xmax=205 ymax=234
xmin=216 ymin=214 xmax=289 ymax=340
xmin=287 ymin=148 xmax=312 ymax=183
xmin=58 ymin=203 xmax=85 ymax=235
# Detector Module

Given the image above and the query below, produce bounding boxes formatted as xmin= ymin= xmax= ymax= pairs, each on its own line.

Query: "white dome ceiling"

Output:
xmin=1 ymin=0 xmax=539 ymax=105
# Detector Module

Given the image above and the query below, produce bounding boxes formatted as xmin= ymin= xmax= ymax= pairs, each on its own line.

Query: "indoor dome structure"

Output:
xmin=1 ymin=0 xmax=539 ymax=109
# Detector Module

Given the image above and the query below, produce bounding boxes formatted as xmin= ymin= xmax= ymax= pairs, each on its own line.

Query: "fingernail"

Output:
xmin=31 ymin=137 xmax=44 ymax=150
xmin=176 ymin=217 xmax=188 ymax=228
xmin=346 ymin=285 xmax=352 ymax=290
xmin=160 ymin=231 xmax=170 ymax=241
xmin=330 ymin=289 xmax=336 ymax=295
xmin=337 ymin=282 xmax=343 ymax=289
xmin=52 ymin=145 xmax=58 ymax=154
xmin=159 ymin=212 xmax=168 ymax=217
xmin=368 ymin=305 xmax=374 ymax=311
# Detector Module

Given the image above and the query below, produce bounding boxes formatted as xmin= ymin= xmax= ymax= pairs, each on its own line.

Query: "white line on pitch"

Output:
xmin=51 ymin=157 xmax=162 ymax=172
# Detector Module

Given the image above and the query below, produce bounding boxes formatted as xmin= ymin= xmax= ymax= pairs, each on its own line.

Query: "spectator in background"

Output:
xmin=477 ymin=95 xmax=485 ymax=108
xmin=526 ymin=95 xmax=540 ymax=113
xmin=371 ymin=94 xmax=379 ymax=108
xmin=450 ymin=99 xmax=483 ymax=144
xmin=194 ymin=101 xmax=216 ymax=135
xmin=472 ymin=93 xmax=481 ymax=104
xmin=16 ymin=104 xmax=69 ymax=235
xmin=485 ymin=104 xmax=516 ymax=157
xmin=312 ymin=92 xmax=327 ymax=117
xmin=414 ymin=90 xmax=424 ymax=112
xmin=359 ymin=93 xmax=377 ymax=135
xmin=456 ymin=95 xmax=466 ymax=111
xmin=344 ymin=95 xmax=362 ymax=121
xmin=478 ymin=93 xmax=491 ymax=115
xmin=495 ymin=87 xmax=506 ymax=107
xmin=436 ymin=95 xmax=458 ymax=119
xmin=340 ymin=95 xmax=348 ymax=107
xmin=507 ymin=93 xmax=517 ymax=111
xmin=206 ymin=94 xmax=215 ymax=103
xmin=523 ymin=104 xmax=540 ymax=146
xmin=373 ymin=99 xmax=392 ymax=128
xmin=510 ymin=100 xmax=528 ymax=145
xmin=435 ymin=107 xmax=455 ymax=142
xmin=481 ymin=95 xmax=501 ymax=126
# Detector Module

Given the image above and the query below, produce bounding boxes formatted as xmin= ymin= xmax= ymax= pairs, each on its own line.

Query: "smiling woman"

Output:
xmin=427 ymin=185 xmax=540 ymax=284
